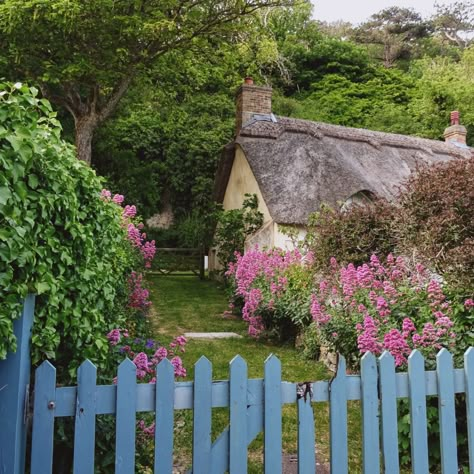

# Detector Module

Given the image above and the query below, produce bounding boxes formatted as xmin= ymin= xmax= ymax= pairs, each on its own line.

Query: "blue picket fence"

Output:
xmin=27 ymin=348 xmax=474 ymax=474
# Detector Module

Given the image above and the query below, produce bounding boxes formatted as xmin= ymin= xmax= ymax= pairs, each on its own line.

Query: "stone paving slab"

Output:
xmin=183 ymin=332 xmax=243 ymax=339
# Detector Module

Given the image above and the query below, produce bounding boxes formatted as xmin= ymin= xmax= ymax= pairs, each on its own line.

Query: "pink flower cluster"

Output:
xmin=107 ymin=329 xmax=187 ymax=381
xmin=227 ymin=247 xmax=312 ymax=336
xmin=101 ymin=189 xmax=156 ymax=268
xmin=128 ymin=271 xmax=151 ymax=310
xmin=311 ymin=255 xmax=456 ymax=366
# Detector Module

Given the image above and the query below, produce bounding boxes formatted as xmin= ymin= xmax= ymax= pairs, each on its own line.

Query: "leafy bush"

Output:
xmin=213 ymin=193 xmax=263 ymax=270
xmin=396 ymin=158 xmax=474 ymax=289
xmin=0 ymin=82 xmax=135 ymax=378
xmin=307 ymin=199 xmax=396 ymax=271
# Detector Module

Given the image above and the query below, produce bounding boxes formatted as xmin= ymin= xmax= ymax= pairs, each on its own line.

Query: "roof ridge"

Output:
xmin=239 ymin=115 xmax=471 ymax=157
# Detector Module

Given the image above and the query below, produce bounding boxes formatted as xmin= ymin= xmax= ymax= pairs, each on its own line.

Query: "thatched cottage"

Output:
xmin=210 ymin=78 xmax=472 ymax=270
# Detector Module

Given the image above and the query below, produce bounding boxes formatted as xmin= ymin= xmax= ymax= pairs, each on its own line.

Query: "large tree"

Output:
xmin=0 ymin=0 xmax=291 ymax=163
xmin=354 ymin=7 xmax=431 ymax=67
xmin=432 ymin=1 xmax=474 ymax=48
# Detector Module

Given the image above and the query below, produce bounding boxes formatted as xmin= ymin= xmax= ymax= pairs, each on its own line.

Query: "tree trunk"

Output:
xmin=74 ymin=115 xmax=97 ymax=164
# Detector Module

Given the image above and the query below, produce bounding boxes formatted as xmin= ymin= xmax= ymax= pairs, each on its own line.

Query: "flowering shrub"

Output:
xmin=101 ymin=189 xmax=156 ymax=312
xmin=100 ymin=189 xmax=156 ymax=270
xmin=226 ymin=247 xmax=314 ymax=339
xmin=106 ymin=328 xmax=187 ymax=381
xmin=106 ymin=329 xmax=187 ymax=443
xmin=310 ymin=255 xmax=461 ymax=368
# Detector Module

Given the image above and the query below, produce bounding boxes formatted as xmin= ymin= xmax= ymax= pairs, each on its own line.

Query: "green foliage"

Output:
xmin=0 ymin=82 xmax=135 ymax=378
xmin=92 ymin=48 xmax=238 ymax=218
xmin=299 ymin=323 xmax=321 ymax=360
xmin=213 ymin=193 xmax=263 ymax=269
xmin=407 ymin=47 xmax=474 ymax=144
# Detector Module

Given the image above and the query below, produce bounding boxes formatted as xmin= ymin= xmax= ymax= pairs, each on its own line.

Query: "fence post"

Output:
xmin=199 ymin=246 xmax=205 ymax=280
xmin=0 ymin=294 xmax=35 ymax=474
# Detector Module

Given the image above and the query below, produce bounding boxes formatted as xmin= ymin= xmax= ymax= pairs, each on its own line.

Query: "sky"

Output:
xmin=311 ymin=0 xmax=459 ymax=25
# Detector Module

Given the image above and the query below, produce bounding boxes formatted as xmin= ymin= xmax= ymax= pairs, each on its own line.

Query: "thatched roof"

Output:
xmin=215 ymin=115 xmax=472 ymax=225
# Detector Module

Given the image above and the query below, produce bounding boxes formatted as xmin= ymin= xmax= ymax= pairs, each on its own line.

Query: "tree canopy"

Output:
xmin=0 ymin=0 xmax=293 ymax=163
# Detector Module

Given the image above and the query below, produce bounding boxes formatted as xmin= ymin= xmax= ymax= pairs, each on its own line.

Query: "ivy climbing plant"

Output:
xmin=0 ymin=82 xmax=136 ymax=379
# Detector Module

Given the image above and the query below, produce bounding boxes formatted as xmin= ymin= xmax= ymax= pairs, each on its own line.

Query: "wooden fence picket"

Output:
xmin=436 ymin=348 xmax=458 ymax=473
xmin=155 ymin=358 xmax=175 ymax=474
xmin=361 ymin=352 xmax=380 ymax=474
xmin=115 ymin=358 xmax=137 ymax=474
xmin=408 ymin=350 xmax=429 ymax=474
xmin=31 ymin=361 xmax=56 ymax=474
xmin=264 ymin=354 xmax=282 ymax=474
xmin=193 ymin=357 xmax=213 ymax=474
xmin=464 ymin=348 xmax=474 ymax=474
xmin=378 ymin=352 xmax=400 ymax=474
xmin=229 ymin=355 xmax=248 ymax=474
xmin=329 ymin=355 xmax=348 ymax=474
xmin=297 ymin=389 xmax=315 ymax=473
xmin=73 ymin=359 xmax=97 ymax=474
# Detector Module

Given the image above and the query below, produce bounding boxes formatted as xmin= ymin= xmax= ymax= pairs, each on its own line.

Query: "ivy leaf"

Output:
xmin=28 ymin=174 xmax=39 ymax=189
xmin=5 ymin=135 xmax=21 ymax=151
xmin=14 ymin=181 xmax=28 ymax=200
xmin=0 ymin=186 xmax=12 ymax=205
xmin=35 ymin=282 xmax=50 ymax=294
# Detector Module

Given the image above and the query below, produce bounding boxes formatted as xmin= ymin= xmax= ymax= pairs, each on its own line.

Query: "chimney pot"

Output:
xmin=444 ymin=110 xmax=467 ymax=146
xmin=450 ymin=110 xmax=460 ymax=125
xmin=244 ymin=76 xmax=254 ymax=85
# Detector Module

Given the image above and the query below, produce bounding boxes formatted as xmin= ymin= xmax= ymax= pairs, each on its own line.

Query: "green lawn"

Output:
xmin=147 ymin=275 xmax=364 ymax=473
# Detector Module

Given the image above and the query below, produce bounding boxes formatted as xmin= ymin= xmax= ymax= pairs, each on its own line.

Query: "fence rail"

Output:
xmin=150 ymin=248 xmax=205 ymax=279
xmin=29 ymin=348 xmax=474 ymax=473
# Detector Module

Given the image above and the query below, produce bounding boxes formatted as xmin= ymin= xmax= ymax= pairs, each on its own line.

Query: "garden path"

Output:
xmin=147 ymin=275 xmax=334 ymax=474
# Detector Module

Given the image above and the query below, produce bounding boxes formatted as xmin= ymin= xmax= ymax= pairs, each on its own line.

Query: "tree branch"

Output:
xmin=97 ymin=72 xmax=134 ymax=123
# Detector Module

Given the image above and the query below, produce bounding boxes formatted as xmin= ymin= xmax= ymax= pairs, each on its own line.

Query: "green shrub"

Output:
xmin=0 ymin=82 xmax=135 ymax=379
xmin=307 ymin=199 xmax=396 ymax=271
xmin=213 ymin=193 xmax=263 ymax=270
xmin=397 ymin=158 xmax=474 ymax=290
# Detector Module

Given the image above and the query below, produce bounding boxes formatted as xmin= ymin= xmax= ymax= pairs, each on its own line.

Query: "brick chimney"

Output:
xmin=444 ymin=111 xmax=467 ymax=145
xmin=235 ymin=77 xmax=272 ymax=135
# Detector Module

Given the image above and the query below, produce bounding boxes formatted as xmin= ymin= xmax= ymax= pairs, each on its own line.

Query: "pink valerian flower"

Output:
xmin=318 ymin=254 xmax=455 ymax=366
xmin=100 ymin=189 xmax=112 ymax=200
xmin=427 ymin=279 xmax=445 ymax=308
xmin=171 ymin=356 xmax=186 ymax=377
xmin=138 ymin=420 xmax=155 ymax=437
xmin=133 ymin=352 xmax=150 ymax=379
xmin=402 ymin=318 xmax=416 ymax=335
xmin=123 ymin=205 xmax=137 ymax=219
xmin=383 ymin=329 xmax=411 ymax=366
xmin=112 ymin=194 xmax=124 ymax=204
xmin=107 ymin=329 xmax=121 ymax=345
xmin=171 ymin=335 xmax=187 ymax=352
xmin=465 ymin=299 xmax=474 ymax=308
xmin=310 ymin=294 xmax=330 ymax=325
xmin=128 ymin=271 xmax=151 ymax=310
xmin=102 ymin=188 xmax=157 ymax=269
xmin=108 ymin=328 xmax=188 ymax=384
xmin=154 ymin=347 xmax=168 ymax=360
xmin=357 ymin=316 xmax=383 ymax=355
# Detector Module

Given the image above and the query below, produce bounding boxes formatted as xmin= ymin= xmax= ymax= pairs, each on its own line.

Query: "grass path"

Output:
xmin=147 ymin=275 xmax=363 ymax=473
